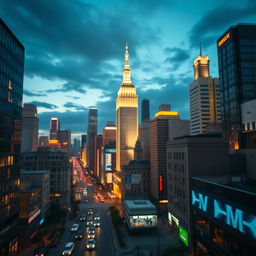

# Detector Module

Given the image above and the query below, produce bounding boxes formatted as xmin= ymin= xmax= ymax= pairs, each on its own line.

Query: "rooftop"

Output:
xmin=124 ymin=200 xmax=157 ymax=214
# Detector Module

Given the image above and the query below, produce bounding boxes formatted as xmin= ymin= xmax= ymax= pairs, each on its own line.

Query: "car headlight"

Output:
xmin=87 ymin=245 xmax=89 ymax=248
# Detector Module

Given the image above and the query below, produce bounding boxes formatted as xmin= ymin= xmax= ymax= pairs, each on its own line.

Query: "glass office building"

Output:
xmin=217 ymin=25 xmax=256 ymax=149
xmin=0 ymin=19 xmax=25 ymax=255
xmin=191 ymin=177 xmax=256 ymax=256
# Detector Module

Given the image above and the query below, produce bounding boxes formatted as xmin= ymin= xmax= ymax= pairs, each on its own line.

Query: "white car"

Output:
xmin=94 ymin=219 xmax=100 ymax=227
xmin=87 ymin=239 xmax=96 ymax=250
xmin=70 ymin=224 xmax=79 ymax=232
xmin=62 ymin=242 xmax=74 ymax=255
xmin=87 ymin=231 xmax=95 ymax=239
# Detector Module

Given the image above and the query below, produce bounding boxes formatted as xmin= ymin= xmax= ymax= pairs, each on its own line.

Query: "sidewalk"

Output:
xmin=110 ymin=211 xmax=183 ymax=256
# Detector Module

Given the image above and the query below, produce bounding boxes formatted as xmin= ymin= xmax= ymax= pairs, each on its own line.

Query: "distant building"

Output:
xmin=167 ymin=134 xmax=230 ymax=247
xmin=150 ymin=105 xmax=180 ymax=203
xmin=21 ymin=148 xmax=71 ymax=207
xmin=0 ymin=18 xmax=25 ymax=255
xmin=21 ymin=104 xmax=39 ymax=152
xmin=20 ymin=170 xmax=50 ymax=219
xmin=102 ymin=121 xmax=116 ymax=146
xmin=19 ymin=187 xmax=41 ymax=247
xmin=94 ymin=135 xmax=103 ymax=177
xmin=141 ymin=99 xmax=150 ymax=122
xmin=139 ymin=119 xmax=151 ymax=161
xmin=191 ymin=177 xmax=256 ymax=255
xmin=50 ymin=117 xmax=59 ymax=140
xmin=217 ymin=24 xmax=256 ymax=149
xmin=39 ymin=136 xmax=48 ymax=147
xmin=87 ymin=108 xmax=98 ymax=173
xmin=81 ymin=134 xmax=87 ymax=147
xmin=168 ymin=119 xmax=190 ymax=140
xmin=189 ymin=50 xmax=221 ymax=136
xmin=72 ymin=138 xmax=80 ymax=157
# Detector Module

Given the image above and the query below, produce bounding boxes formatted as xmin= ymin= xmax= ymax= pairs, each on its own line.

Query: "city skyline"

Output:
xmin=1 ymin=0 xmax=256 ymax=137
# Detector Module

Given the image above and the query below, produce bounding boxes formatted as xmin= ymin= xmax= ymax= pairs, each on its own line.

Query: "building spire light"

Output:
xmin=122 ymin=41 xmax=132 ymax=84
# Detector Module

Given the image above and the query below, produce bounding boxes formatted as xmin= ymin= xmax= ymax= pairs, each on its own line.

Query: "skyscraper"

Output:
xmin=50 ymin=117 xmax=59 ymax=140
xmin=150 ymin=105 xmax=180 ymax=203
xmin=217 ymin=24 xmax=256 ymax=149
xmin=141 ymin=98 xmax=150 ymax=122
xmin=116 ymin=43 xmax=138 ymax=171
xmin=189 ymin=50 xmax=221 ymax=135
xmin=87 ymin=107 xmax=98 ymax=172
xmin=102 ymin=121 xmax=116 ymax=146
xmin=21 ymin=104 xmax=39 ymax=152
xmin=0 ymin=18 xmax=25 ymax=255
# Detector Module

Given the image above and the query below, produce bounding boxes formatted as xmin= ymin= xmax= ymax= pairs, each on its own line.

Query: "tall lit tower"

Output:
xmin=50 ymin=117 xmax=59 ymax=140
xmin=116 ymin=43 xmax=138 ymax=171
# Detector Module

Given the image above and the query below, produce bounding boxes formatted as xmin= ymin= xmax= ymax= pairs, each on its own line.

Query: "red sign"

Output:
xmin=159 ymin=175 xmax=163 ymax=192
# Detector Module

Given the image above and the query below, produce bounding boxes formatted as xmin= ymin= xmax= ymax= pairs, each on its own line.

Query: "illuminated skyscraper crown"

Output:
xmin=122 ymin=42 xmax=132 ymax=85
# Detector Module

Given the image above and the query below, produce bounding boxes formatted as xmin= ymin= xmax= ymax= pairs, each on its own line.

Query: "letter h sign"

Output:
xmin=192 ymin=190 xmax=208 ymax=212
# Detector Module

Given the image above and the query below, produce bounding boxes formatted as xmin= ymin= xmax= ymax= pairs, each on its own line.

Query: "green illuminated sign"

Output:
xmin=179 ymin=226 xmax=188 ymax=247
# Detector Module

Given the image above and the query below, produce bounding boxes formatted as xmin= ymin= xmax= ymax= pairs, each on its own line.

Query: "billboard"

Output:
xmin=105 ymin=152 xmax=112 ymax=172
xmin=179 ymin=226 xmax=189 ymax=247
xmin=192 ymin=189 xmax=256 ymax=241
xmin=105 ymin=148 xmax=115 ymax=172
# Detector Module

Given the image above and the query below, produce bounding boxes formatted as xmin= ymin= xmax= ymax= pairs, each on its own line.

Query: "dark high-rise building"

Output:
xmin=217 ymin=24 xmax=256 ymax=149
xmin=81 ymin=135 xmax=87 ymax=147
xmin=50 ymin=117 xmax=59 ymax=140
xmin=141 ymin=99 xmax=150 ymax=122
xmin=21 ymin=104 xmax=39 ymax=152
xmin=150 ymin=106 xmax=180 ymax=203
xmin=87 ymin=108 xmax=98 ymax=172
xmin=0 ymin=18 xmax=25 ymax=255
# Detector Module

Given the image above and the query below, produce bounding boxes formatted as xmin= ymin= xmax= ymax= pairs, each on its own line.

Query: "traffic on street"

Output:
xmin=46 ymin=157 xmax=114 ymax=256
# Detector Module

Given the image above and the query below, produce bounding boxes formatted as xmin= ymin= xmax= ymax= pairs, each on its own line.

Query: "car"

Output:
xmin=89 ymin=205 xmax=93 ymax=209
xmin=88 ymin=209 xmax=93 ymax=215
xmin=83 ymin=199 xmax=89 ymax=203
xmin=61 ymin=242 xmax=74 ymax=255
xmin=70 ymin=224 xmax=79 ymax=232
xmin=87 ymin=218 xmax=93 ymax=225
xmin=100 ymin=198 xmax=104 ymax=203
xmin=80 ymin=215 xmax=86 ymax=221
xmin=87 ymin=239 xmax=96 ymax=250
xmin=94 ymin=214 xmax=100 ymax=221
xmin=94 ymin=219 xmax=100 ymax=227
xmin=75 ymin=230 xmax=83 ymax=240
xmin=87 ymin=231 xmax=95 ymax=239
xmin=86 ymin=224 xmax=95 ymax=232
xmin=33 ymin=247 xmax=49 ymax=256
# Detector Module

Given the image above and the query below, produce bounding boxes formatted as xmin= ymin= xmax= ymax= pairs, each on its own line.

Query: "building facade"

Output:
xmin=167 ymin=135 xmax=230 ymax=248
xmin=39 ymin=136 xmax=48 ymax=147
xmin=50 ymin=117 xmax=59 ymax=140
xmin=217 ymin=24 xmax=256 ymax=149
xmin=191 ymin=177 xmax=256 ymax=255
xmin=87 ymin=107 xmax=98 ymax=172
xmin=116 ymin=43 xmax=138 ymax=172
xmin=150 ymin=105 xmax=180 ymax=203
xmin=21 ymin=104 xmax=38 ymax=152
xmin=0 ymin=18 xmax=25 ymax=255
xmin=139 ymin=120 xmax=151 ymax=161
xmin=189 ymin=52 xmax=221 ymax=135
xmin=21 ymin=148 xmax=71 ymax=207
xmin=141 ymin=98 xmax=150 ymax=122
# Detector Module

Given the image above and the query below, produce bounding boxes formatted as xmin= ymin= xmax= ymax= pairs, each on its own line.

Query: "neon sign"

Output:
xmin=105 ymin=152 xmax=112 ymax=172
xmin=218 ymin=33 xmax=230 ymax=47
xmin=192 ymin=190 xmax=256 ymax=240
xmin=159 ymin=175 xmax=163 ymax=192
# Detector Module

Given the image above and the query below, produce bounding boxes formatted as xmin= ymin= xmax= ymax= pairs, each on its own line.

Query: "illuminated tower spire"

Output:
xmin=122 ymin=42 xmax=132 ymax=85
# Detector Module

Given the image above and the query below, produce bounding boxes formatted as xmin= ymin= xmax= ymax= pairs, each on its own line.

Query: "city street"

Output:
xmin=48 ymin=157 xmax=114 ymax=256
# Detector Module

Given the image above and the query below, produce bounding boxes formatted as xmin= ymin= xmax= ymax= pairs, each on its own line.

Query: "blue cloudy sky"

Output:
xmin=1 ymin=0 xmax=256 ymax=139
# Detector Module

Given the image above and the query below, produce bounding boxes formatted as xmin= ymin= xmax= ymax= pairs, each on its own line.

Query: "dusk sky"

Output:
xmin=1 ymin=0 xmax=256 ymax=139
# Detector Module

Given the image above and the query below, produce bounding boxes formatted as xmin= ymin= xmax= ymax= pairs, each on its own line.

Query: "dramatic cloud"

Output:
xmin=23 ymin=89 xmax=47 ymax=97
xmin=189 ymin=0 xmax=256 ymax=48
xmin=26 ymin=101 xmax=58 ymax=109
xmin=164 ymin=47 xmax=190 ymax=70
xmin=1 ymin=0 xmax=254 ymax=135
xmin=63 ymin=102 xmax=85 ymax=111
